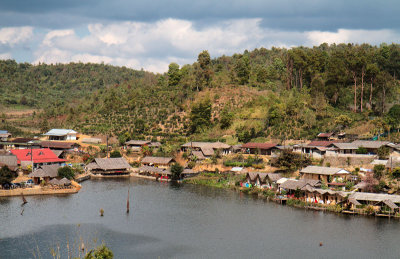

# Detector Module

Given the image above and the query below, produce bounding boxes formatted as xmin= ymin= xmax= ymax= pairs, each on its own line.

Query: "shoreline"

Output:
xmin=0 ymin=186 xmax=79 ymax=197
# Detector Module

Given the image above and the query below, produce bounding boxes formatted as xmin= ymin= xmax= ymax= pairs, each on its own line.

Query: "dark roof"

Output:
xmin=39 ymin=141 xmax=80 ymax=149
xmin=94 ymin=157 xmax=132 ymax=171
xmin=141 ymin=156 xmax=174 ymax=165
xmin=242 ymin=142 xmax=277 ymax=150
xmin=10 ymin=138 xmax=36 ymax=144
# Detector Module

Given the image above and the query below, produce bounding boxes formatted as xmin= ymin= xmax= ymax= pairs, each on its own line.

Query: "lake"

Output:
xmin=1 ymin=178 xmax=400 ymax=258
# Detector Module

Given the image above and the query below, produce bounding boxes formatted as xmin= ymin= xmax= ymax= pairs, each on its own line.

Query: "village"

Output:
xmin=1 ymin=128 xmax=400 ymax=218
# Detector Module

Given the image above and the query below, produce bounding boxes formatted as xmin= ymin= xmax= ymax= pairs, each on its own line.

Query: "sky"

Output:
xmin=0 ymin=0 xmax=399 ymax=73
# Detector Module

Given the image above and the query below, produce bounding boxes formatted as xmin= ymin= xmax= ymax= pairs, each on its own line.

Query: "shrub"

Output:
xmin=110 ymin=150 xmax=122 ymax=158
xmin=356 ymin=147 xmax=368 ymax=154
xmin=188 ymin=161 xmax=196 ymax=169
xmin=170 ymin=163 xmax=184 ymax=180
xmin=373 ymin=164 xmax=386 ymax=179
xmin=58 ymin=166 xmax=75 ymax=180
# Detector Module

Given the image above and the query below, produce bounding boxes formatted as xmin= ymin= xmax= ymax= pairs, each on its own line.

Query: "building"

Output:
xmin=331 ymin=143 xmax=358 ymax=154
xmin=181 ymin=142 xmax=231 ymax=157
xmin=28 ymin=164 xmax=60 ymax=184
xmin=6 ymin=138 xmax=39 ymax=150
xmin=39 ymin=141 xmax=81 ymax=151
xmin=141 ymin=156 xmax=175 ymax=168
xmin=10 ymin=148 xmax=66 ymax=169
xmin=351 ymin=140 xmax=391 ymax=154
xmin=0 ymin=130 xmax=11 ymax=142
xmin=299 ymin=141 xmax=337 ymax=158
xmin=43 ymin=129 xmax=78 ymax=141
xmin=241 ymin=142 xmax=277 ymax=155
xmin=0 ymin=153 xmax=18 ymax=171
xmin=87 ymin=157 xmax=132 ymax=176
xmin=300 ymin=165 xmax=350 ymax=184
xmin=317 ymin=132 xmax=334 ymax=141
xmin=124 ymin=140 xmax=161 ymax=152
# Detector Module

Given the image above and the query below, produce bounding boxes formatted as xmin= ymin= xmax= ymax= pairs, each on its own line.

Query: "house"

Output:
xmin=10 ymin=148 xmax=66 ymax=169
xmin=87 ymin=157 xmax=132 ymax=176
xmin=245 ymin=172 xmax=280 ymax=187
xmin=43 ymin=129 xmax=78 ymax=141
xmin=141 ymin=156 xmax=175 ymax=168
xmin=351 ymin=140 xmax=391 ymax=154
xmin=317 ymin=132 xmax=334 ymax=141
xmin=138 ymin=165 xmax=171 ymax=178
xmin=28 ymin=164 xmax=60 ymax=184
xmin=265 ymin=173 xmax=283 ymax=188
xmin=124 ymin=140 xmax=161 ymax=152
xmin=300 ymin=166 xmax=350 ymax=185
xmin=347 ymin=192 xmax=400 ymax=213
xmin=181 ymin=142 xmax=231 ymax=157
xmin=0 ymin=130 xmax=11 ymax=142
xmin=331 ymin=143 xmax=358 ymax=155
xmin=7 ymin=138 xmax=39 ymax=149
xmin=279 ymin=179 xmax=321 ymax=194
xmin=241 ymin=142 xmax=277 ymax=155
xmin=303 ymin=188 xmax=349 ymax=205
xmin=300 ymin=141 xmax=337 ymax=158
xmin=39 ymin=141 xmax=81 ymax=151
xmin=0 ymin=153 xmax=19 ymax=171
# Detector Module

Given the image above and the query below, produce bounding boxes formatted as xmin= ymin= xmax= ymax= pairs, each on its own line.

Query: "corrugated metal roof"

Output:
xmin=43 ymin=129 xmax=77 ymax=136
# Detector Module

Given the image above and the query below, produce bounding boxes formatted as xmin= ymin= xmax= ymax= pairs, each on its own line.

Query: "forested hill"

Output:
xmin=1 ymin=43 xmax=400 ymax=143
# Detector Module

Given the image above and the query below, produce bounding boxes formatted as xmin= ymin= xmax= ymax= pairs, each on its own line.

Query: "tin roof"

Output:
xmin=43 ymin=129 xmax=77 ymax=136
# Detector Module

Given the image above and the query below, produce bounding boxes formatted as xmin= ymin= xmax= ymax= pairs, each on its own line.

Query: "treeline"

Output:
xmin=0 ymin=43 xmax=399 ymax=142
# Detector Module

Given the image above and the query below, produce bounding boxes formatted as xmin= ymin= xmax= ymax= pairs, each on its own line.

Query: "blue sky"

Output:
xmin=0 ymin=0 xmax=399 ymax=72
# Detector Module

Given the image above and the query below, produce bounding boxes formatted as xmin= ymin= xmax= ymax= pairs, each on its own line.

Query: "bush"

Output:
xmin=373 ymin=164 xmax=386 ymax=179
xmin=110 ymin=150 xmax=122 ymax=158
xmin=84 ymin=245 xmax=113 ymax=259
xmin=188 ymin=161 xmax=196 ymax=169
xmin=356 ymin=147 xmax=368 ymax=154
xmin=58 ymin=166 xmax=75 ymax=180
xmin=170 ymin=163 xmax=184 ymax=180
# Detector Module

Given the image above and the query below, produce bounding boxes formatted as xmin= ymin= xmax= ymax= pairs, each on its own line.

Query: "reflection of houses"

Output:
xmin=241 ymin=142 xmax=277 ymax=155
xmin=87 ymin=157 xmax=132 ymax=176
xmin=141 ymin=156 xmax=175 ymax=168
xmin=124 ymin=140 xmax=161 ymax=152
xmin=43 ymin=129 xmax=78 ymax=141
xmin=11 ymin=148 xmax=66 ymax=169
xmin=28 ymin=164 xmax=60 ymax=184
xmin=181 ymin=142 xmax=231 ymax=158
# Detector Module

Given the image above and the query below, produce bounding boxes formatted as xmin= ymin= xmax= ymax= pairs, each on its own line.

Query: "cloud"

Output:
xmin=0 ymin=52 xmax=11 ymax=59
xmin=306 ymin=29 xmax=400 ymax=46
xmin=31 ymin=19 xmax=400 ymax=73
xmin=0 ymin=26 xmax=33 ymax=45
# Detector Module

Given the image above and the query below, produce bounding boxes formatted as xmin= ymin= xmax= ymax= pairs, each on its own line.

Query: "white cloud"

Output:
xmin=0 ymin=26 xmax=33 ymax=46
xmin=0 ymin=52 xmax=12 ymax=59
xmin=306 ymin=29 xmax=400 ymax=46
xmin=31 ymin=19 xmax=400 ymax=73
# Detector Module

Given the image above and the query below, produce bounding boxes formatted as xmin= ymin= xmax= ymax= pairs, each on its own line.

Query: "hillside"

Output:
xmin=1 ymin=43 xmax=400 ymax=144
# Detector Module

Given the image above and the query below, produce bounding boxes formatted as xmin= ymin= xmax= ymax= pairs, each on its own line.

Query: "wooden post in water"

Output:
xmin=126 ymin=188 xmax=130 ymax=214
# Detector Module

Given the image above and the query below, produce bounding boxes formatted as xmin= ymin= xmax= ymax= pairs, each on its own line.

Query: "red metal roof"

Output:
xmin=10 ymin=148 xmax=66 ymax=164
xmin=242 ymin=142 xmax=277 ymax=150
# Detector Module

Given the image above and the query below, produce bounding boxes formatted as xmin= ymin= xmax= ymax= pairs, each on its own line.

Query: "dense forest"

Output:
xmin=1 ymin=43 xmax=400 ymax=143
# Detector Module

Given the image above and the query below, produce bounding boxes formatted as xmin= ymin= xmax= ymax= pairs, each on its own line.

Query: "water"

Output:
xmin=1 ymin=178 xmax=400 ymax=258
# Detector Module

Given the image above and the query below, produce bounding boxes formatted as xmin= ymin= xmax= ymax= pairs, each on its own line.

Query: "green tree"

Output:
xmin=110 ymin=150 xmax=122 ymax=158
xmin=386 ymin=104 xmax=400 ymax=129
xmin=220 ymin=106 xmax=234 ymax=129
xmin=189 ymin=97 xmax=212 ymax=133
xmin=335 ymin=114 xmax=352 ymax=130
xmin=84 ymin=245 xmax=113 ymax=259
xmin=167 ymin=63 xmax=181 ymax=87
xmin=58 ymin=166 xmax=75 ymax=180
xmin=373 ymin=164 xmax=386 ymax=179
xmin=0 ymin=166 xmax=15 ymax=186
xmin=195 ymin=50 xmax=212 ymax=90
xmin=170 ymin=162 xmax=184 ymax=180
xmin=234 ymin=55 xmax=250 ymax=85
xmin=377 ymin=146 xmax=390 ymax=159
xmin=355 ymin=147 xmax=368 ymax=154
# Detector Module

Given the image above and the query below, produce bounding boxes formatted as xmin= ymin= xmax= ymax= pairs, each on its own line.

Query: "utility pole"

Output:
xmin=106 ymin=135 xmax=109 ymax=158
xmin=31 ymin=143 xmax=33 ymax=174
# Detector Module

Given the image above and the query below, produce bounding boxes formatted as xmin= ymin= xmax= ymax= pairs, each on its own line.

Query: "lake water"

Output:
xmin=1 ymin=178 xmax=400 ymax=258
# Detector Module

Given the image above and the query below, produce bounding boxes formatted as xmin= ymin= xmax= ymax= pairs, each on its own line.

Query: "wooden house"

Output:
xmin=300 ymin=166 xmax=350 ymax=185
xmin=87 ymin=157 xmax=132 ymax=176
xmin=141 ymin=156 xmax=175 ymax=168
xmin=28 ymin=164 xmax=60 ymax=184
xmin=241 ymin=142 xmax=277 ymax=155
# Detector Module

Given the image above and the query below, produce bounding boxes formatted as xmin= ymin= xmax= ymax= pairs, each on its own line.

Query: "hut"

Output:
xmin=87 ymin=157 xmax=132 ymax=176
xmin=141 ymin=156 xmax=175 ymax=168
xmin=28 ymin=164 xmax=60 ymax=184
xmin=300 ymin=166 xmax=350 ymax=183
